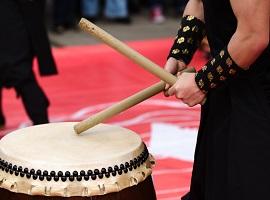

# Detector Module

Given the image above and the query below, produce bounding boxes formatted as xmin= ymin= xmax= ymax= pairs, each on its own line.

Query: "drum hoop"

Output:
xmin=0 ymin=145 xmax=149 ymax=182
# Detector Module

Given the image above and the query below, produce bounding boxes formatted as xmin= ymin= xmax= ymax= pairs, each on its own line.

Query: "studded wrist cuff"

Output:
xmin=195 ymin=47 xmax=243 ymax=93
xmin=168 ymin=15 xmax=206 ymax=64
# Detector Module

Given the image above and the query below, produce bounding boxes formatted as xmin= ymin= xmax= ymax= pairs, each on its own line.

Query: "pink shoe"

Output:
xmin=150 ymin=6 xmax=165 ymax=24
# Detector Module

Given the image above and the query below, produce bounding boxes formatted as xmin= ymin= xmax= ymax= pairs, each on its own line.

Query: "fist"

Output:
xmin=167 ymin=72 xmax=206 ymax=107
xmin=164 ymin=57 xmax=187 ymax=97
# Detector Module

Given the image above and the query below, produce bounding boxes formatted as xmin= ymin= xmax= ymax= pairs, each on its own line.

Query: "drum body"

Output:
xmin=0 ymin=176 xmax=156 ymax=199
xmin=0 ymin=123 xmax=156 ymax=200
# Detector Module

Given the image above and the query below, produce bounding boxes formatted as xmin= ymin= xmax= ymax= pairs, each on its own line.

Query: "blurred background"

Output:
xmin=46 ymin=0 xmax=189 ymax=46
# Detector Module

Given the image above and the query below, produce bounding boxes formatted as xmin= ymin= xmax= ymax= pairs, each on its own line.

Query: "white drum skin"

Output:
xmin=0 ymin=123 xmax=155 ymax=198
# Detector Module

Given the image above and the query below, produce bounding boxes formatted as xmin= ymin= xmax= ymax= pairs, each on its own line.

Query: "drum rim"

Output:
xmin=0 ymin=123 xmax=143 ymax=170
xmin=0 ymin=144 xmax=149 ymax=182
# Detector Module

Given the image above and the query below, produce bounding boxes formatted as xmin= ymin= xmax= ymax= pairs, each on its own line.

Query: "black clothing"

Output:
xmin=14 ymin=69 xmax=50 ymax=125
xmin=53 ymin=0 xmax=78 ymax=28
xmin=0 ymin=90 xmax=5 ymax=126
xmin=0 ymin=0 xmax=57 ymax=87
xmin=0 ymin=0 xmax=32 ymax=87
xmin=183 ymin=0 xmax=270 ymax=199
xmin=17 ymin=0 xmax=58 ymax=76
xmin=0 ymin=0 xmax=57 ymax=125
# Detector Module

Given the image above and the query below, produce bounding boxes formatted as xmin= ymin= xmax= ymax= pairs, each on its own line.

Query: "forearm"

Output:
xmin=183 ymin=0 xmax=204 ymax=22
xmin=194 ymin=0 xmax=269 ymax=93
xmin=167 ymin=0 xmax=205 ymax=64
xmin=228 ymin=0 xmax=269 ymax=69
xmin=228 ymin=27 xmax=269 ymax=69
xmin=195 ymin=33 xmax=269 ymax=93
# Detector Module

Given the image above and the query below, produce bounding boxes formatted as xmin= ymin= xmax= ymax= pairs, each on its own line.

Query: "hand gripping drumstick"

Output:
xmin=74 ymin=19 xmax=195 ymax=134
xmin=74 ymin=76 xmax=193 ymax=134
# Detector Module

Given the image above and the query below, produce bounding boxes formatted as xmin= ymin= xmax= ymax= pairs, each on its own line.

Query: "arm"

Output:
xmin=164 ymin=0 xmax=205 ymax=97
xmin=165 ymin=0 xmax=205 ymax=75
xmin=195 ymin=0 xmax=269 ymax=92
xmin=167 ymin=0 xmax=269 ymax=106
xmin=228 ymin=0 xmax=269 ymax=69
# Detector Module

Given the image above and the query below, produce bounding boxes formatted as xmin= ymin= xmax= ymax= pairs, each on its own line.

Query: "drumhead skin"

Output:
xmin=0 ymin=123 xmax=155 ymax=197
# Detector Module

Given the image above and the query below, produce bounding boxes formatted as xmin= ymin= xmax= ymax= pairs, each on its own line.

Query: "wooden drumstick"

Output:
xmin=74 ymin=68 xmax=195 ymax=134
xmin=76 ymin=19 xmax=204 ymax=134
xmin=79 ymin=18 xmax=177 ymax=86
xmin=74 ymin=81 xmax=165 ymax=134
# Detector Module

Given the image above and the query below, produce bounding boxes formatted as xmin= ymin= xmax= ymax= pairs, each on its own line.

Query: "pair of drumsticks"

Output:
xmin=74 ymin=18 xmax=195 ymax=134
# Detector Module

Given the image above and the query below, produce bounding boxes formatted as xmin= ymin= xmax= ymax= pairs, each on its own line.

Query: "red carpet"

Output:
xmin=1 ymin=38 xmax=206 ymax=199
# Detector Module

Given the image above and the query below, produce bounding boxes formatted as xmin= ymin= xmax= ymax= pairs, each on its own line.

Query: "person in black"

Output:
xmin=165 ymin=0 xmax=269 ymax=199
xmin=0 ymin=0 xmax=57 ymax=127
xmin=52 ymin=0 xmax=78 ymax=33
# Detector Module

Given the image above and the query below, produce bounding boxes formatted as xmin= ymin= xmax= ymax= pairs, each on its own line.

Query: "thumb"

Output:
xmin=177 ymin=71 xmax=182 ymax=77
xmin=177 ymin=60 xmax=187 ymax=71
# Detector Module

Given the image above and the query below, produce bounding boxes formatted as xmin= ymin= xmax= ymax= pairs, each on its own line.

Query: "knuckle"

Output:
xmin=175 ymin=85 xmax=181 ymax=91
xmin=176 ymin=93 xmax=182 ymax=99
xmin=168 ymin=91 xmax=173 ymax=96
xmin=187 ymin=102 xmax=193 ymax=107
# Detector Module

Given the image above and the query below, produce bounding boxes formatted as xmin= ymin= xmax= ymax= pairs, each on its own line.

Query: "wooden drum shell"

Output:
xmin=0 ymin=176 xmax=156 ymax=200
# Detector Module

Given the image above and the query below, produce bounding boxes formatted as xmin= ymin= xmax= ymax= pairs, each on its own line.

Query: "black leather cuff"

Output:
xmin=167 ymin=15 xmax=206 ymax=64
xmin=195 ymin=47 xmax=243 ymax=93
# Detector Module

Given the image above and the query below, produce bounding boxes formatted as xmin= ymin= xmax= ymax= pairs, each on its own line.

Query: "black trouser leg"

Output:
xmin=53 ymin=0 xmax=77 ymax=27
xmin=0 ymin=88 xmax=5 ymax=126
xmin=15 ymin=73 xmax=49 ymax=125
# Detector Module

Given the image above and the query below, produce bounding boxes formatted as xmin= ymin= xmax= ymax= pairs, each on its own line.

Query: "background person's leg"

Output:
xmin=81 ymin=0 xmax=99 ymax=21
xmin=15 ymin=72 xmax=49 ymax=125
xmin=53 ymin=0 xmax=78 ymax=33
xmin=105 ymin=0 xmax=131 ymax=23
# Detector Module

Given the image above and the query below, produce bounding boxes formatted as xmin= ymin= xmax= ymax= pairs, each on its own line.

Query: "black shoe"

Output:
xmin=52 ymin=25 xmax=66 ymax=34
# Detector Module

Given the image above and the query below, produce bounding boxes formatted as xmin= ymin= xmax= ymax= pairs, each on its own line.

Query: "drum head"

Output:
xmin=0 ymin=123 xmax=154 ymax=197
